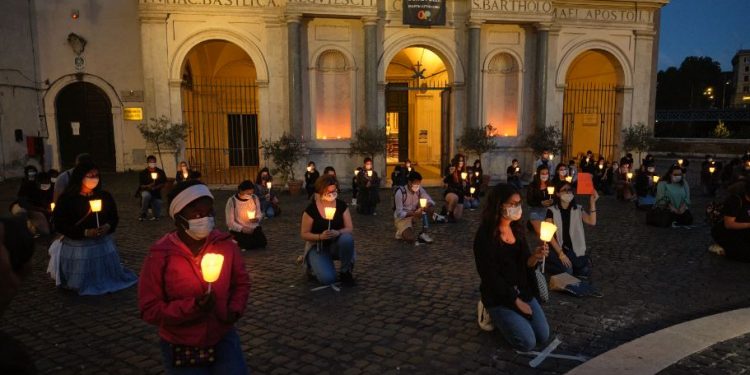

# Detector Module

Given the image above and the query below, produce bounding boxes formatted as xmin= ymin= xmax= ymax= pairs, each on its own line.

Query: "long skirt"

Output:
xmin=56 ymin=235 xmax=138 ymax=296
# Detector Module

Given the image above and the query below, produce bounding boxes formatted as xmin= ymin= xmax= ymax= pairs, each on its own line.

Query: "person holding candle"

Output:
xmin=655 ymin=164 xmax=693 ymax=226
xmin=52 ymin=161 xmax=137 ymax=295
xmin=225 ymin=180 xmax=267 ymax=251
xmin=300 ymin=174 xmax=356 ymax=285
xmin=464 ymin=167 xmax=481 ymax=210
xmin=534 ymin=150 xmax=554 ymax=178
xmin=544 ymin=180 xmax=598 ymax=278
xmin=506 ymin=159 xmax=522 ymax=190
xmin=350 ymin=166 xmax=360 ymax=206
xmin=355 ymin=158 xmax=381 ymax=216
xmin=525 ymin=165 xmax=554 ymax=236
xmin=579 ymin=150 xmax=596 ymax=174
xmin=473 ymin=183 xmax=550 ymax=351
xmin=614 ymin=162 xmax=635 ymax=202
xmin=11 ymin=168 xmax=54 ymax=237
xmin=138 ymin=155 xmax=167 ymax=221
xmin=473 ymin=159 xmax=485 ymax=193
xmin=304 ymin=161 xmax=320 ymax=200
xmin=700 ymin=155 xmax=720 ymax=197
xmin=138 ymin=180 xmax=250 ymax=373
xmin=634 ymin=160 xmax=658 ymax=209
xmin=443 ymin=159 xmax=467 ymax=223
xmin=393 ymin=172 xmax=440 ymax=245
xmin=391 ymin=165 xmax=408 ymax=191
xmin=711 ymin=182 xmax=750 ymax=262
xmin=551 ymin=163 xmax=570 ymax=186
xmin=255 ymin=167 xmax=280 ymax=218
xmin=175 ymin=161 xmax=197 ymax=183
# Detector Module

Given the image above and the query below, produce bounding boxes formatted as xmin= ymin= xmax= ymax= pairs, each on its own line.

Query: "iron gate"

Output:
xmin=562 ymin=82 xmax=622 ymax=161
xmin=181 ymin=76 xmax=259 ymax=184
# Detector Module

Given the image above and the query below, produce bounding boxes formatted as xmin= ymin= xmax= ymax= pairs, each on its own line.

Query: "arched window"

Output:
xmin=484 ymin=53 xmax=520 ymax=137
xmin=315 ymin=49 xmax=352 ymax=140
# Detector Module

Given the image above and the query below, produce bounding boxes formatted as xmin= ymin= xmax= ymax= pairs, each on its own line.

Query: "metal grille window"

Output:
xmin=227 ymin=114 xmax=259 ymax=167
xmin=562 ymin=82 xmax=622 ymax=161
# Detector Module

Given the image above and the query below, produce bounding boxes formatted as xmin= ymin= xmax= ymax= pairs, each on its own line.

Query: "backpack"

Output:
xmin=392 ymin=186 xmax=420 ymax=211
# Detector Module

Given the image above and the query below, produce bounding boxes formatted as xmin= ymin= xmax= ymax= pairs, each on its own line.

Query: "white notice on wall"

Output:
xmin=71 ymin=122 xmax=80 ymax=136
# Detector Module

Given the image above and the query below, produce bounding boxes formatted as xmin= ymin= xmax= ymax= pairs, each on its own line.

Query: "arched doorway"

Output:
xmin=180 ymin=40 xmax=259 ymax=184
xmin=385 ymin=46 xmax=451 ymax=182
xmin=55 ymin=82 xmax=116 ymax=171
xmin=562 ymin=50 xmax=624 ymax=161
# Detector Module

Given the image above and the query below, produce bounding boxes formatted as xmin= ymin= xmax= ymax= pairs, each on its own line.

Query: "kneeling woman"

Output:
xmin=225 ymin=180 xmax=267 ymax=250
xmin=53 ymin=161 xmax=137 ymax=295
xmin=473 ymin=184 xmax=550 ymax=351
xmin=138 ymin=181 xmax=250 ymax=373
xmin=545 ymin=181 xmax=598 ymax=278
xmin=300 ymin=175 xmax=356 ymax=285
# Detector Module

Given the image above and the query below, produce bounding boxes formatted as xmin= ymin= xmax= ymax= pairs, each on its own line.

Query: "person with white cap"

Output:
xmin=138 ymin=180 xmax=250 ymax=373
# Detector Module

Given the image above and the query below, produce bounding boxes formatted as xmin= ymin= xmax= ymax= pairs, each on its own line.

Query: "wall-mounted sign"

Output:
xmin=121 ymin=90 xmax=144 ymax=102
xmin=124 ymin=107 xmax=144 ymax=121
xmin=418 ymin=129 xmax=428 ymax=143
xmin=403 ymin=0 xmax=446 ymax=26
xmin=71 ymin=122 xmax=80 ymax=136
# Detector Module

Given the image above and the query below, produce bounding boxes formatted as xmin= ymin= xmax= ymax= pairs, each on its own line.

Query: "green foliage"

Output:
xmin=621 ymin=123 xmax=655 ymax=154
xmin=458 ymin=124 xmax=498 ymax=159
xmin=656 ymin=56 xmax=723 ymax=110
xmin=712 ymin=120 xmax=731 ymax=138
xmin=524 ymin=125 xmax=563 ymax=156
xmin=348 ymin=127 xmax=387 ymax=160
xmin=261 ymin=133 xmax=306 ymax=182
xmin=137 ymin=116 xmax=188 ymax=170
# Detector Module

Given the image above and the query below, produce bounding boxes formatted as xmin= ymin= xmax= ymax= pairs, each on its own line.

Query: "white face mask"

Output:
xmin=560 ymin=193 xmax=574 ymax=203
xmin=540 ymin=175 xmax=549 ymax=182
xmin=307 ymin=166 xmax=313 ymax=172
xmin=559 ymin=170 xmax=568 ymax=177
xmin=51 ymin=177 xmax=57 ymax=183
xmin=83 ymin=177 xmax=99 ymax=190
xmin=647 ymin=167 xmax=655 ymax=173
xmin=322 ymin=192 xmax=337 ymax=202
xmin=181 ymin=215 xmax=215 ymax=240
xmin=410 ymin=184 xmax=420 ymax=193
xmin=503 ymin=205 xmax=523 ymax=221
xmin=40 ymin=184 xmax=51 ymax=191
xmin=672 ymin=175 xmax=682 ymax=183
xmin=148 ymin=162 xmax=157 ymax=169
xmin=181 ymin=166 xmax=188 ymax=172
xmin=27 ymin=173 xmax=36 ymax=181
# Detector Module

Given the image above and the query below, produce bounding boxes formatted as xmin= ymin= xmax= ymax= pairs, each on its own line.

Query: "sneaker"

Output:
xmin=708 ymin=244 xmax=725 ymax=256
xmin=477 ymin=300 xmax=494 ymax=332
xmin=418 ymin=232 xmax=434 ymax=244
xmin=351 ymin=198 xmax=357 ymax=206
xmin=432 ymin=213 xmax=447 ymax=223
xmin=148 ymin=216 xmax=158 ymax=221
xmin=138 ymin=215 xmax=146 ymax=222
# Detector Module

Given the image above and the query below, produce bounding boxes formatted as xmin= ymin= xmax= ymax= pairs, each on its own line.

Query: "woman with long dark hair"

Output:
xmin=255 ymin=167 xmax=279 ymax=218
xmin=655 ymin=164 xmax=693 ymax=225
xmin=526 ymin=165 xmax=554 ymax=235
xmin=473 ymin=183 xmax=550 ymax=351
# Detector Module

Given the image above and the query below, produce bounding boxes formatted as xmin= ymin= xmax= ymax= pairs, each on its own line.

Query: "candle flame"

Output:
xmin=470 ymin=187 xmax=476 ymax=194
xmin=51 ymin=202 xmax=56 ymax=211
xmin=461 ymin=172 xmax=468 ymax=180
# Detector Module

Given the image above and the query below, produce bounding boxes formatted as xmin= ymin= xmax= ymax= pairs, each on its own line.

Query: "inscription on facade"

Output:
xmin=140 ymin=0 xmax=279 ymax=7
xmin=470 ymin=0 xmax=654 ymax=24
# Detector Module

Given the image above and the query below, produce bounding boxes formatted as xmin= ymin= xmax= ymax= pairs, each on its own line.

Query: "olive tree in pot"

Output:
xmin=137 ymin=116 xmax=188 ymax=191
xmin=459 ymin=124 xmax=499 ymax=188
xmin=261 ymin=133 xmax=306 ymax=195
xmin=525 ymin=124 xmax=563 ymax=158
xmin=349 ymin=126 xmax=387 ymax=178
xmin=622 ymin=123 xmax=655 ymax=165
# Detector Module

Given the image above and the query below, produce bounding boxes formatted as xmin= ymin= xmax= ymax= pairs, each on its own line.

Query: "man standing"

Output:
xmin=138 ymin=155 xmax=167 ymax=221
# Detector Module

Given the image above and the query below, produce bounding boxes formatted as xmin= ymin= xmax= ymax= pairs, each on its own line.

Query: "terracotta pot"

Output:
xmin=287 ymin=180 xmax=303 ymax=196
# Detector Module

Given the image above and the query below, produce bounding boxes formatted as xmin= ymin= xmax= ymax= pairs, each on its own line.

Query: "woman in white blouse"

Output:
xmin=225 ymin=180 xmax=267 ymax=250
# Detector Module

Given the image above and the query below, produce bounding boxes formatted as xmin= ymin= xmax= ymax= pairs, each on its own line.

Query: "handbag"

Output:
xmin=534 ymin=265 xmax=549 ymax=303
xmin=646 ymin=197 xmax=672 ymax=228
xmin=172 ymin=344 xmax=216 ymax=367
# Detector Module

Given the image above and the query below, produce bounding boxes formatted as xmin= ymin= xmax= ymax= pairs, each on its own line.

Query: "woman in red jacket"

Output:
xmin=138 ymin=180 xmax=250 ymax=374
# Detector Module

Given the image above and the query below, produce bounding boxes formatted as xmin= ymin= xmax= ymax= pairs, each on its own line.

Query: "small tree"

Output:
xmin=525 ymin=125 xmax=563 ymax=156
xmin=261 ymin=133 xmax=306 ymax=183
xmin=458 ymin=124 xmax=499 ymax=162
xmin=349 ymin=126 xmax=387 ymax=160
xmin=622 ymin=123 xmax=655 ymax=163
xmin=137 ymin=116 xmax=188 ymax=171
xmin=713 ymin=120 xmax=731 ymax=138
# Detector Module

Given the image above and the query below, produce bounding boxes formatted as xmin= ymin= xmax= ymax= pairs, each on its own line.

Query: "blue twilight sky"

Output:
xmin=658 ymin=0 xmax=750 ymax=72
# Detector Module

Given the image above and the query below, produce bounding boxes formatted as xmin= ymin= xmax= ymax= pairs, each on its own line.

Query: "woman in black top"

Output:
xmin=712 ymin=182 xmax=750 ymax=262
xmin=473 ymin=183 xmax=550 ymax=351
xmin=443 ymin=161 xmax=467 ymax=222
xmin=526 ymin=165 xmax=554 ymax=236
xmin=304 ymin=161 xmax=320 ymax=199
xmin=506 ymin=159 xmax=522 ymax=190
xmin=356 ymin=158 xmax=380 ymax=215
xmin=300 ymin=174 xmax=355 ymax=285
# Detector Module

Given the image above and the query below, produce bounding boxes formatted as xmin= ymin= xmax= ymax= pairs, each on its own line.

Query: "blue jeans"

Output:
xmin=260 ymin=200 xmax=275 ymax=218
xmin=488 ymin=298 xmax=549 ymax=352
xmin=307 ymin=233 xmax=355 ymax=285
xmin=463 ymin=198 xmax=480 ymax=209
xmin=160 ymin=328 xmax=248 ymax=375
xmin=141 ymin=191 xmax=162 ymax=217
xmin=547 ymin=246 xmax=591 ymax=278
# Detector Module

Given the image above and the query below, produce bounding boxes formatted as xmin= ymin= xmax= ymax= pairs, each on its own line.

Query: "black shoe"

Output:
xmin=339 ymin=271 xmax=356 ymax=285
xmin=447 ymin=212 xmax=457 ymax=223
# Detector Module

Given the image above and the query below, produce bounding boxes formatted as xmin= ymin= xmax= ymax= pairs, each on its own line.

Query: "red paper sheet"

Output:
xmin=577 ymin=173 xmax=594 ymax=195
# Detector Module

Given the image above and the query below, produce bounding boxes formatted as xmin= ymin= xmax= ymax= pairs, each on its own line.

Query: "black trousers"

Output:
xmin=230 ymin=227 xmax=267 ymax=250
xmin=712 ymin=224 xmax=750 ymax=262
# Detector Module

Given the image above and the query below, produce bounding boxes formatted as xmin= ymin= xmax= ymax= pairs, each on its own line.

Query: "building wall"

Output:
xmin=731 ymin=51 xmax=750 ymax=108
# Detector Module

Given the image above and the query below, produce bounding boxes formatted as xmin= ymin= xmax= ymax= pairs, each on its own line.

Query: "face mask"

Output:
xmin=410 ymin=184 xmax=420 ymax=193
xmin=181 ymin=215 xmax=214 ymax=240
xmin=365 ymin=165 xmax=372 ymax=170
xmin=181 ymin=167 xmax=188 ymax=172
xmin=307 ymin=166 xmax=313 ymax=172
xmin=560 ymin=193 xmax=574 ymax=203
xmin=83 ymin=177 xmax=99 ymax=190
xmin=148 ymin=162 xmax=157 ymax=169
xmin=647 ymin=167 xmax=655 ymax=173
xmin=27 ymin=172 xmax=36 ymax=180
xmin=672 ymin=175 xmax=682 ymax=183
xmin=40 ymin=184 xmax=51 ymax=191
xmin=503 ymin=205 xmax=523 ymax=221
xmin=51 ymin=177 xmax=57 ymax=183
xmin=540 ymin=175 xmax=549 ymax=182
xmin=559 ymin=170 xmax=568 ymax=177
xmin=322 ymin=192 xmax=337 ymax=202
xmin=458 ymin=162 xmax=464 ymax=168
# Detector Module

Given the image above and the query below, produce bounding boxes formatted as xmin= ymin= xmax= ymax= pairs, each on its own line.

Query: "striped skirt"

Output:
xmin=57 ymin=235 xmax=138 ymax=296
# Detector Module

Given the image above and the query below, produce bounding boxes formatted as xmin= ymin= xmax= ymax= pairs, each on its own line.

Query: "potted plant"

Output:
xmin=524 ymin=124 xmax=563 ymax=158
xmin=459 ymin=124 xmax=499 ymax=188
xmin=138 ymin=116 xmax=188 ymax=191
xmin=622 ymin=123 xmax=655 ymax=165
xmin=349 ymin=126 xmax=387 ymax=160
xmin=261 ymin=133 xmax=306 ymax=195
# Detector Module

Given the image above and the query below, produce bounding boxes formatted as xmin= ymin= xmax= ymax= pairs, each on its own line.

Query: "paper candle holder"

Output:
xmin=51 ymin=202 xmax=56 ymax=211
xmin=709 ymin=166 xmax=716 ymax=174
xmin=367 ymin=170 xmax=373 ymax=177
xmin=324 ymin=207 xmax=336 ymax=220
xmin=354 ymin=169 xmax=359 ymax=175
xmin=89 ymin=199 xmax=102 ymax=213
xmin=419 ymin=198 xmax=427 ymax=208
xmin=677 ymin=159 xmax=684 ymax=165
xmin=565 ymin=176 xmax=573 ymax=183
xmin=307 ymin=166 xmax=312 ymax=172
xmin=546 ymin=186 xmax=555 ymax=195
xmin=266 ymin=181 xmax=272 ymax=189
xmin=247 ymin=210 xmax=256 ymax=220
xmin=539 ymin=221 xmax=557 ymax=242
xmin=626 ymin=172 xmax=633 ymax=180
xmin=470 ymin=187 xmax=476 ymax=195
xmin=150 ymin=172 xmax=158 ymax=180
xmin=461 ymin=172 xmax=468 ymax=180
xmin=476 ymin=171 xmax=480 ymax=176
xmin=652 ymin=175 xmax=660 ymax=183
xmin=549 ymin=155 xmax=555 ymax=161
xmin=201 ymin=253 xmax=224 ymax=283
xmin=599 ymin=164 xmax=604 ymax=170
xmin=182 ymin=171 xmax=189 ymax=179
xmin=515 ymin=167 xmax=520 ymax=172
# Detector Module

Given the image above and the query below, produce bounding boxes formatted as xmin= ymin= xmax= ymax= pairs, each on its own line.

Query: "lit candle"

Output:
xmin=565 ymin=176 xmax=573 ymax=183
xmin=150 ymin=172 xmax=158 ymax=180
xmin=515 ymin=167 xmax=520 ymax=172
xmin=476 ymin=171 xmax=480 ymax=176
xmin=367 ymin=170 xmax=373 ymax=177
xmin=200 ymin=253 xmax=224 ymax=293
xmin=626 ymin=172 xmax=633 ymax=180
xmin=182 ymin=171 xmax=189 ymax=179
xmin=470 ymin=187 xmax=476 ymax=195
xmin=539 ymin=221 xmax=558 ymax=273
xmin=652 ymin=175 xmax=660 ymax=183
xmin=549 ymin=155 xmax=555 ymax=161
xmin=324 ymin=206 xmax=336 ymax=231
xmin=461 ymin=172 xmax=468 ymax=180
xmin=354 ymin=169 xmax=359 ymax=175
xmin=546 ymin=186 xmax=555 ymax=195
xmin=89 ymin=199 xmax=102 ymax=228
xmin=709 ymin=166 xmax=716 ymax=174
xmin=677 ymin=159 xmax=684 ymax=166
xmin=50 ymin=202 xmax=55 ymax=211
xmin=266 ymin=181 xmax=272 ymax=190
xmin=599 ymin=164 xmax=604 ymax=170
xmin=407 ymin=167 xmax=412 ymax=172
xmin=419 ymin=198 xmax=427 ymax=208
xmin=247 ymin=210 xmax=256 ymax=220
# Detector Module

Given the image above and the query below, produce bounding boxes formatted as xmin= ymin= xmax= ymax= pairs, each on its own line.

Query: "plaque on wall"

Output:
xmin=403 ymin=0 xmax=446 ymax=26
xmin=123 ymin=107 xmax=144 ymax=121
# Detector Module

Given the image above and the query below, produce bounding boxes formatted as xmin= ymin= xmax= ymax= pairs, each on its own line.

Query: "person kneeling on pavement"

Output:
xmin=225 ymin=180 xmax=267 ymax=251
xmin=393 ymin=172 xmax=446 ymax=246
xmin=545 ymin=181 xmax=598 ymax=278
xmin=711 ymin=181 xmax=750 ymax=262
xmin=300 ymin=175 xmax=356 ymax=285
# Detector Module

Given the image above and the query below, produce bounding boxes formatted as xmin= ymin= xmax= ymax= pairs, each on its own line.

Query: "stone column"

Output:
xmin=633 ymin=29 xmax=658 ymax=127
xmin=139 ymin=13 xmax=170 ymax=121
xmin=363 ymin=17 xmax=379 ymax=129
xmin=534 ymin=23 xmax=550 ymax=129
xmin=466 ymin=19 xmax=483 ymax=130
xmin=286 ymin=14 xmax=303 ymax=138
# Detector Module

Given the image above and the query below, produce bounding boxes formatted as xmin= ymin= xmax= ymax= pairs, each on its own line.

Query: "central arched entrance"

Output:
xmin=562 ymin=49 xmax=624 ymax=161
xmin=180 ymin=40 xmax=259 ymax=184
xmin=385 ymin=46 xmax=451 ymax=182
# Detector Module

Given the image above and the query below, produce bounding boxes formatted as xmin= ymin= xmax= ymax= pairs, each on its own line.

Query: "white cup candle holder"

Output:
xmin=539 ymin=221 xmax=558 ymax=273
xmin=652 ymin=175 xmax=660 ymax=183
xmin=470 ymin=187 xmax=476 ymax=195
xmin=367 ymin=170 xmax=373 ymax=177
xmin=266 ymin=181 xmax=272 ymax=190
xmin=419 ymin=198 xmax=427 ymax=208
xmin=461 ymin=172 xmax=468 ymax=180
xmin=200 ymin=253 xmax=224 ymax=293
xmin=89 ymin=199 xmax=102 ymax=228
xmin=324 ymin=206 xmax=336 ymax=230
xmin=546 ymin=186 xmax=555 ymax=197
xmin=150 ymin=172 xmax=158 ymax=181
xmin=247 ymin=210 xmax=256 ymax=220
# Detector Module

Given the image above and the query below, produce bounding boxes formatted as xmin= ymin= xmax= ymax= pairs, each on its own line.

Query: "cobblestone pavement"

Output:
xmin=659 ymin=333 xmax=750 ymax=375
xmin=1 ymin=171 xmax=749 ymax=374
